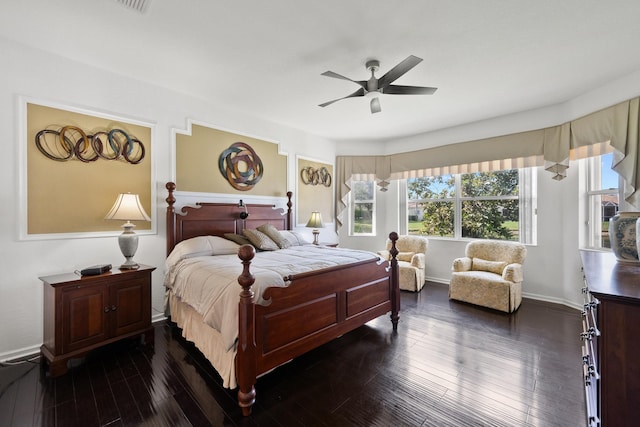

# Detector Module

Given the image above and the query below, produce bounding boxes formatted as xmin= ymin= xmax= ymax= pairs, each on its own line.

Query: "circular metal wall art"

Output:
xmin=218 ymin=142 xmax=263 ymax=191
xmin=300 ymin=166 xmax=331 ymax=187
xmin=35 ymin=126 xmax=145 ymax=164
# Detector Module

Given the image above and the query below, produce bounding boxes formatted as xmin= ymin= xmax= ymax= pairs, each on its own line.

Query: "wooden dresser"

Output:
xmin=40 ymin=265 xmax=155 ymax=377
xmin=580 ymin=251 xmax=640 ymax=426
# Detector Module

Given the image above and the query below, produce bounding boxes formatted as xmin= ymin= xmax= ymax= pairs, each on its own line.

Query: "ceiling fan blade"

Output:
xmin=383 ymin=85 xmax=437 ymax=95
xmin=370 ymin=97 xmax=381 ymax=114
xmin=377 ymin=55 xmax=423 ymax=89
xmin=321 ymin=71 xmax=367 ymax=89
xmin=318 ymin=87 xmax=365 ymax=108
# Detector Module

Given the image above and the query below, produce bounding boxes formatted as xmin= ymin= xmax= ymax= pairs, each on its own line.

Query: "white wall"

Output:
xmin=4 ymin=33 xmax=640 ymax=361
xmin=337 ymin=67 xmax=640 ymax=310
xmin=0 ymin=37 xmax=336 ymax=361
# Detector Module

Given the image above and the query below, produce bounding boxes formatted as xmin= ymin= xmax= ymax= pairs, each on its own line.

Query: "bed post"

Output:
xmin=166 ymin=182 xmax=176 ymax=256
xmin=286 ymin=191 xmax=293 ymax=230
xmin=388 ymin=231 xmax=400 ymax=331
xmin=237 ymin=244 xmax=257 ymax=416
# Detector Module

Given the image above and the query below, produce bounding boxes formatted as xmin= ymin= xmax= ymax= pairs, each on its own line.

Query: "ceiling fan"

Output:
xmin=318 ymin=55 xmax=437 ymax=114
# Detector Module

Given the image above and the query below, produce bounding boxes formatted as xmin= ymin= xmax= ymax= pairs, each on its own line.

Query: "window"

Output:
xmin=350 ymin=180 xmax=376 ymax=235
xmin=407 ymin=168 xmax=537 ymax=244
xmin=582 ymin=153 xmax=620 ymax=250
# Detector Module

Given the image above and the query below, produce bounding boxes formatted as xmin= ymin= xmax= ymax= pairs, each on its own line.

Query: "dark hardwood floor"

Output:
xmin=0 ymin=282 xmax=585 ymax=426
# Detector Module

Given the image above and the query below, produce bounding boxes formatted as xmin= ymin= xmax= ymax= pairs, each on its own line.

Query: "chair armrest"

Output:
xmin=452 ymin=257 xmax=472 ymax=272
xmin=411 ymin=253 xmax=425 ymax=269
xmin=502 ymin=263 xmax=523 ymax=283
xmin=377 ymin=250 xmax=390 ymax=261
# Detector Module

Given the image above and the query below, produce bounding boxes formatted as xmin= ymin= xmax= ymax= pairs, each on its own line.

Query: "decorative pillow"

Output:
xmin=279 ymin=230 xmax=310 ymax=246
xmin=472 ymin=258 xmax=507 ymax=274
xmin=208 ymin=236 xmax=242 ymax=255
xmin=242 ymin=229 xmax=279 ymax=251
xmin=166 ymin=236 xmax=240 ymax=269
xmin=224 ymin=233 xmax=252 ymax=246
xmin=397 ymin=252 xmax=415 ymax=262
xmin=257 ymin=223 xmax=291 ymax=249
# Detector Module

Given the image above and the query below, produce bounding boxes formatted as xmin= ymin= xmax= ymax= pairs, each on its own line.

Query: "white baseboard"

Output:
xmin=0 ymin=344 xmax=41 ymax=363
xmin=1 ymin=315 xmax=168 ymax=363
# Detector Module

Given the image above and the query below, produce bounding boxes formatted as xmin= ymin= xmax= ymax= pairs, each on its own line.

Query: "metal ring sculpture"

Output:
xmin=35 ymin=127 xmax=145 ymax=164
xmin=300 ymin=166 xmax=332 ymax=187
xmin=218 ymin=142 xmax=263 ymax=191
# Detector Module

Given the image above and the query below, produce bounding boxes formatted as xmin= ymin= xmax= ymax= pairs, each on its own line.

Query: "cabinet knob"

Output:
xmin=111 ymin=305 xmax=117 ymax=311
xmin=104 ymin=306 xmax=110 ymax=313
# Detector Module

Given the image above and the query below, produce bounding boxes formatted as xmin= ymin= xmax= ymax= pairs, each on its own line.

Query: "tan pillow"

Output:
xmin=397 ymin=252 xmax=415 ymax=262
xmin=472 ymin=258 xmax=507 ymax=274
xmin=224 ymin=233 xmax=252 ymax=246
xmin=257 ymin=223 xmax=291 ymax=249
xmin=242 ymin=229 xmax=279 ymax=251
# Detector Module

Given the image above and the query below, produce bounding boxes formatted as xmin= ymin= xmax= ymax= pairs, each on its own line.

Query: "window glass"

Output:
xmin=410 ymin=201 xmax=454 ymax=237
xmin=351 ymin=180 xmax=375 ymax=235
xmin=584 ymin=153 xmax=619 ymax=249
xmin=408 ymin=169 xmax=533 ymax=243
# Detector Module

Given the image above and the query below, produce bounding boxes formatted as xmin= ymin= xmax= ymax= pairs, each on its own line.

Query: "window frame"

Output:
xmin=349 ymin=179 xmax=376 ymax=236
xmin=580 ymin=154 xmax=622 ymax=251
xmin=406 ymin=168 xmax=537 ymax=244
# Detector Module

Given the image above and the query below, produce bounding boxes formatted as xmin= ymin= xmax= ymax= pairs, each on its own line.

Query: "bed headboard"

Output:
xmin=165 ymin=182 xmax=293 ymax=256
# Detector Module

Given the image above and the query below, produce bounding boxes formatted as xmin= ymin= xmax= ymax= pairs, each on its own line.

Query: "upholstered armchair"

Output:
xmin=378 ymin=235 xmax=429 ymax=292
xmin=449 ymin=240 xmax=527 ymax=313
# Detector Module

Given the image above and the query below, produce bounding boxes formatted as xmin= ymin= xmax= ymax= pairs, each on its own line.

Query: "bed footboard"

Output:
xmin=236 ymin=232 xmax=400 ymax=416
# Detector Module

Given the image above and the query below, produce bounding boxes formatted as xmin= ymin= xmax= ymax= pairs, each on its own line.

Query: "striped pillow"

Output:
xmin=257 ymin=223 xmax=291 ymax=249
xmin=242 ymin=229 xmax=279 ymax=251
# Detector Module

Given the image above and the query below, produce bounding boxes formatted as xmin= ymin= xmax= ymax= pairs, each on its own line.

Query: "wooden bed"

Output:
xmin=165 ymin=182 xmax=400 ymax=416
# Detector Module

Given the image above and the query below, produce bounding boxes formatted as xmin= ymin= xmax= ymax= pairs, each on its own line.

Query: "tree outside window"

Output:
xmin=408 ymin=170 xmax=521 ymax=241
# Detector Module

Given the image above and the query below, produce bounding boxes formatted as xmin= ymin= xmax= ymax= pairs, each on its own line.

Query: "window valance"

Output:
xmin=336 ymin=97 xmax=640 ymax=227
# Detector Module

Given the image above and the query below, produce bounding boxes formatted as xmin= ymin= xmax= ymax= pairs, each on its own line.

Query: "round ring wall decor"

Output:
xmin=35 ymin=126 xmax=145 ymax=164
xmin=218 ymin=142 xmax=264 ymax=191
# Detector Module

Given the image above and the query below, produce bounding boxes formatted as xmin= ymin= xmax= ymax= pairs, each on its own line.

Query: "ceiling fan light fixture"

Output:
xmin=370 ymin=97 xmax=381 ymax=114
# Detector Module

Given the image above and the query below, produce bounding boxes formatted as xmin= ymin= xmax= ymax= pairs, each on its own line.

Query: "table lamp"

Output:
xmin=306 ymin=211 xmax=324 ymax=245
xmin=105 ymin=193 xmax=151 ymax=269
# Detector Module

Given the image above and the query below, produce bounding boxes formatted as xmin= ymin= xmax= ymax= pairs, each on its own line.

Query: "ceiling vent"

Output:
xmin=113 ymin=0 xmax=149 ymax=13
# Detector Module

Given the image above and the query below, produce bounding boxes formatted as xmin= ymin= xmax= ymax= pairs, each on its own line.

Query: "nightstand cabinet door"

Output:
xmin=62 ymin=282 xmax=109 ymax=353
xmin=40 ymin=265 xmax=155 ymax=377
xmin=110 ymin=275 xmax=151 ymax=337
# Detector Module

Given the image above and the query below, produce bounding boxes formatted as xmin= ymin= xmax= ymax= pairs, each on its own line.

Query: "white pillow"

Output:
xmin=166 ymin=236 xmax=240 ymax=269
xmin=279 ymin=230 xmax=310 ymax=246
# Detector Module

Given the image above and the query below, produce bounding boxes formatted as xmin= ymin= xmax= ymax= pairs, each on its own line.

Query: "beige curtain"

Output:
xmin=335 ymin=97 xmax=640 ymax=229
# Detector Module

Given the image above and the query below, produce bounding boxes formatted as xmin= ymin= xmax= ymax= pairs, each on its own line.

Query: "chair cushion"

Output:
xmin=472 ymin=258 xmax=507 ymax=274
xmin=397 ymin=252 xmax=415 ymax=262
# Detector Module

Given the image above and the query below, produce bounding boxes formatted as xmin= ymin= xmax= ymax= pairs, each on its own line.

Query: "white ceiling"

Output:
xmin=2 ymin=0 xmax=640 ymax=142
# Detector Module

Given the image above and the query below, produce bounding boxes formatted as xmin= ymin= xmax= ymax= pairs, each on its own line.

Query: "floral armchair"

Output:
xmin=378 ymin=235 xmax=429 ymax=292
xmin=449 ymin=240 xmax=527 ymax=313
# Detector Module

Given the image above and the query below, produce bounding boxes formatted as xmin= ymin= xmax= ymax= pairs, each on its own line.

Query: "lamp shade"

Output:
xmin=104 ymin=193 xmax=151 ymax=222
xmin=306 ymin=211 xmax=324 ymax=229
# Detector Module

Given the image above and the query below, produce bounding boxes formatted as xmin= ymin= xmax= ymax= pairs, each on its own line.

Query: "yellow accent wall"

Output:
xmin=176 ymin=124 xmax=287 ymax=196
xmin=297 ymin=158 xmax=333 ymax=225
xmin=27 ymin=103 xmax=152 ymax=234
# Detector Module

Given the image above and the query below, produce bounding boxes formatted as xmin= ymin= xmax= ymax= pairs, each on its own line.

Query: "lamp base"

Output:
xmin=312 ymin=229 xmax=319 ymax=245
xmin=118 ymin=222 xmax=140 ymax=270
xmin=119 ymin=259 xmax=140 ymax=270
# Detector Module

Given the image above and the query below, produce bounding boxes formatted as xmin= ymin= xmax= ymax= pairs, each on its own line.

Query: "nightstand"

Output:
xmin=40 ymin=265 xmax=155 ymax=377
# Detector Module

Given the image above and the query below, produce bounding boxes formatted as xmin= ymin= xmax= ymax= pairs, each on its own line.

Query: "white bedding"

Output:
xmin=164 ymin=245 xmax=380 ymax=351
